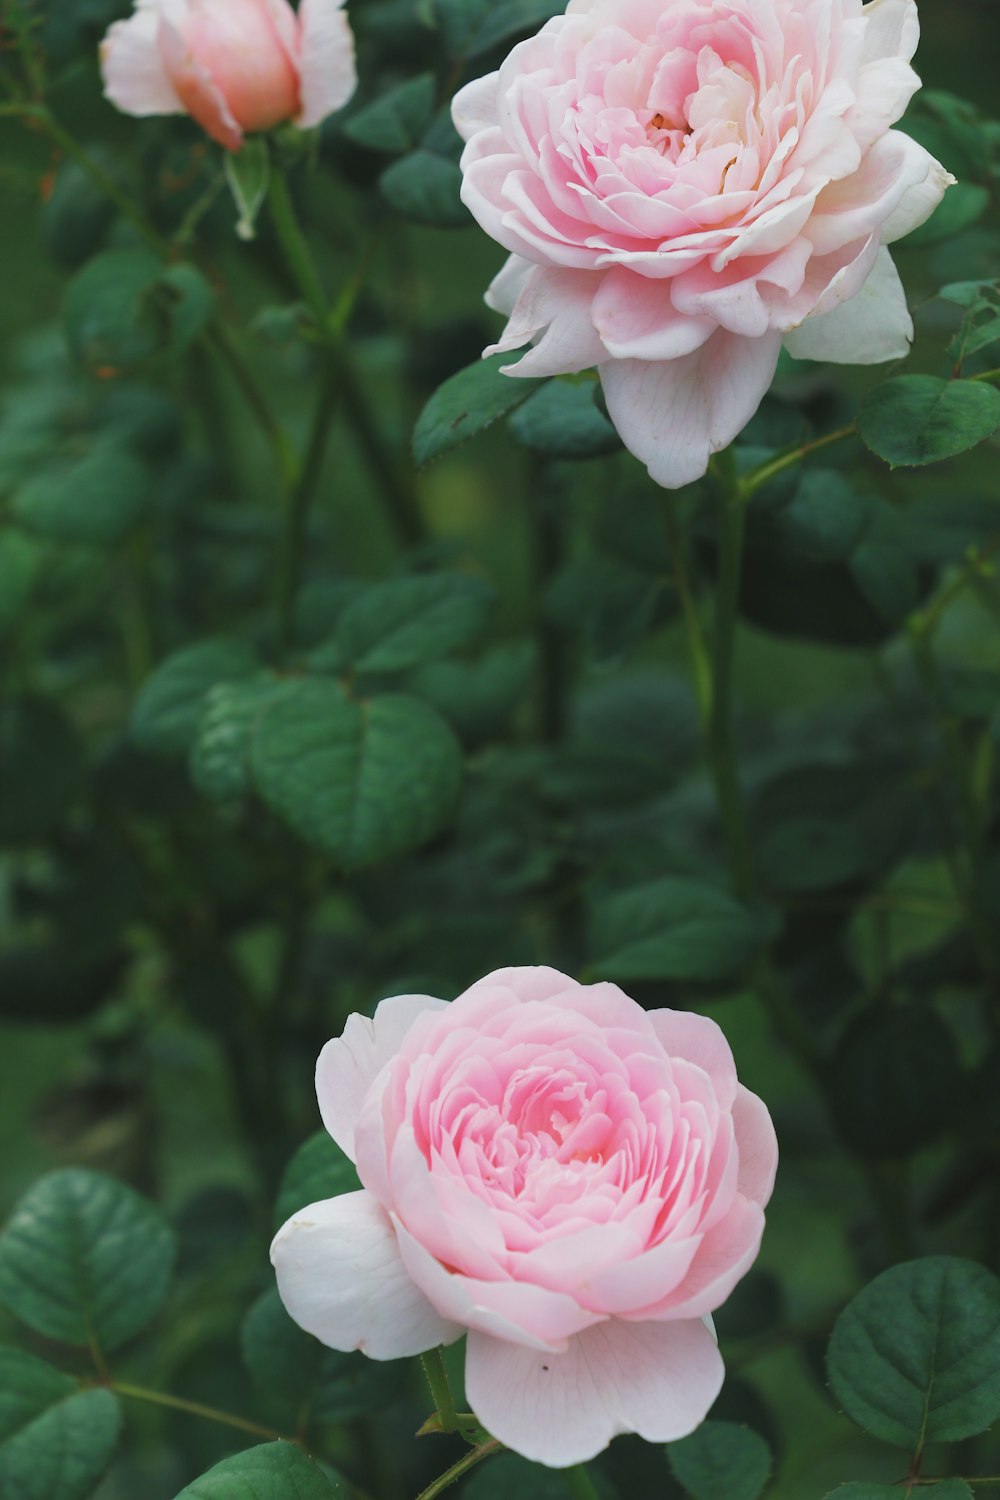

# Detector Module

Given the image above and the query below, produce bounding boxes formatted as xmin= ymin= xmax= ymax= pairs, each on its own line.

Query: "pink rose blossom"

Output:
xmin=271 ymin=966 xmax=777 ymax=1466
xmin=101 ymin=0 xmax=356 ymax=152
xmin=452 ymin=0 xmax=953 ymax=488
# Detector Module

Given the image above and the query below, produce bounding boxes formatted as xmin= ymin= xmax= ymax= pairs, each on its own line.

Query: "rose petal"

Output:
xmin=599 ymin=329 xmax=782 ymax=489
xmin=732 ymin=1084 xmax=779 ymax=1207
xmin=316 ymin=994 xmax=448 ymax=1160
xmin=158 ymin=16 xmax=244 ymax=150
xmin=489 ymin=265 xmax=605 ymax=376
xmin=271 ymin=1191 xmax=462 ymax=1358
xmin=465 ymin=1317 xmax=724 ymax=1466
xmin=643 ymin=1196 xmax=766 ymax=1320
xmin=298 ymin=0 xmax=357 ymax=128
xmin=101 ymin=5 xmax=184 ymax=117
xmin=592 ymin=269 xmax=715 ymax=360
xmin=783 ymin=245 xmax=912 ymax=363
xmin=649 ymin=1010 xmax=739 ymax=1110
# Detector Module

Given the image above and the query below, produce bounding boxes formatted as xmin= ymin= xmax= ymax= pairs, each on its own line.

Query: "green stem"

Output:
xmin=209 ymin=324 xmax=297 ymax=486
xmin=709 ymin=469 xmax=756 ymax=898
xmin=421 ymin=1349 xmax=460 ymax=1433
xmin=111 ymin=1381 xmax=291 ymax=1443
xmin=563 ymin=1464 xmax=603 ymax=1500
xmin=663 ymin=494 xmax=712 ymax=730
xmin=267 ymin=166 xmax=425 ymax=548
xmin=414 ymin=1441 xmax=503 ymax=1500
xmin=736 ymin=423 xmax=856 ymax=503
xmin=275 ymin=350 xmax=341 ymax=652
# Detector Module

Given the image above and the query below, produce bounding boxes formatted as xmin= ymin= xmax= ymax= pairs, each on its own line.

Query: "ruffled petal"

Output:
xmin=488 ymin=265 xmax=605 ymax=377
xmin=453 ymin=71 xmax=502 ymax=141
xmin=316 ymin=993 xmax=447 ymax=1160
xmin=100 ymin=3 xmax=184 ymax=117
xmin=642 ymin=1196 xmax=765 ymax=1320
xmin=297 ymin=0 xmax=358 ymax=128
xmin=591 ymin=269 xmax=715 ymax=360
xmin=648 ymin=1010 xmax=738 ymax=1109
xmin=807 ymin=130 xmax=948 ymax=255
xmin=783 ymin=245 xmax=912 ymax=363
xmin=599 ymin=329 xmax=782 ymax=489
xmin=158 ymin=16 xmax=244 ymax=150
xmin=271 ymin=1191 xmax=462 ymax=1358
xmin=465 ymin=1317 xmax=724 ymax=1466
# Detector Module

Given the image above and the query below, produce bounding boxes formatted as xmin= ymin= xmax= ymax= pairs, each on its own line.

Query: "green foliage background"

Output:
xmin=2 ymin=1 xmax=1000 ymax=1498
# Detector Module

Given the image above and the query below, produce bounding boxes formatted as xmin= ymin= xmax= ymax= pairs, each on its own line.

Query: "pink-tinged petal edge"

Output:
xmin=297 ymin=0 xmax=358 ymax=129
xmin=783 ymin=246 xmax=912 ymax=364
xmin=599 ymin=330 xmax=783 ymax=490
xmin=465 ymin=1317 xmax=724 ymax=1467
xmin=316 ymin=993 xmax=447 ymax=1160
xmin=100 ymin=6 xmax=184 ymax=118
xmin=732 ymin=1085 xmax=779 ymax=1208
xmin=271 ymin=1191 xmax=462 ymax=1358
xmin=648 ymin=1009 xmax=739 ymax=1110
xmin=158 ymin=17 xmax=244 ymax=150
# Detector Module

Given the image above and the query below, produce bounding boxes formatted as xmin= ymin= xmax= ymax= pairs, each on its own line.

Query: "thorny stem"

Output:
xmin=420 ymin=1349 xmax=460 ymax=1434
xmin=413 ymin=1441 xmax=503 ymax=1500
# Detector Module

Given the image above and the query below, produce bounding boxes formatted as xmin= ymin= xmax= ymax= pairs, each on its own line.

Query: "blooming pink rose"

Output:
xmin=452 ymin=0 xmax=952 ymax=488
xmin=101 ymin=0 xmax=356 ymax=152
xmin=271 ymin=966 xmax=777 ymax=1466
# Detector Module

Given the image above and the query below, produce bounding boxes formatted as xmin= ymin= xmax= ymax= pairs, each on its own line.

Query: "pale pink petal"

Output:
xmin=861 ymin=0 xmax=920 ymax=65
xmin=461 ymin=965 xmax=583 ymax=1006
xmin=579 ymin=1232 xmax=702 ymax=1314
xmin=599 ymin=330 xmax=782 ymax=489
xmin=297 ymin=0 xmax=357 ymax=127
xmin=643 ymin=1197 xmax=765 ymax=1320
xmin=262 ymin=0 xmax=299 ymax=61
xmin=465 ymin=1317 xmax=724 ymax=1466
xmin=485 ymin=255 xmax=533 ymax=317
xmin=807 ymin=131 xmax=947 ymax=255
xmin=592 ymin=270 xmax=715 ymax=360
xmin=767 ymin=233 xmax=880 ymax=331
xmin=883 ymin=158 xmax=956 ymax=243
xmin=101 ymin=5 xmax=184 ymax=117
xmin=783 ymin=246 xmax=912 ymax=363
xmin=158 ymin=17 xmax=243 ymax=150
xmin=453 ymin=71 xmax=501 ymax=141
xmin=731 ymin=1085 xmax=779 ymax=1207
xmin=271 ymin=1191 xmax=462 ymax=1358
xmin=394 ymin=1218 xmax=605 ymax=1351
xmin=649 ymin=1010 xmax=739 ymax=1109
xmin=489 ymin=266 xmax=605 ymax=377
xmin=316 ymin=993 xmax=447 ymax=1159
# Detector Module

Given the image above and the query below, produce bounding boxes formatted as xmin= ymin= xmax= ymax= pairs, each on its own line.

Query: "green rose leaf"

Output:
xmin=131 ymin=638 xmax=259 ymax=757
xmin=414 ymin=354 xmax=544 ymax=465
xmin=172 ymin=1441 xmax=342 ymax=1499
xmin=190 ymin=674 xmax=286 ymax=804
xmin=508 ymin=380 xmax=621 ymax=460
xmin=242 ymin=1289 xmax=402 ymax=1425
xmin=588 ymin=876 xmax=777 ymax=983
xmin=667 ymin=1421 xmax=772 ymax=1500
xmin=250 ymin=680 xmax=463 ymax=869
xmin=0 ymin=529 xmax=43 ymax=637
xmin=858 ymin=376 xmax=1000 ymax=468
xmin=430 ymin=0 xmax=565 ymax=59
xmin=827 ymin=1256 xmax=1000 ymax=1448
xmin=0 ymin=1168 xmax=176 ymax=1351
xmin=13 ymin=441 xmax=149 ymax=547
xmin=274 ymin=1131 xmax=361 ymax=1232
xmin=0 ymin=1348 xmax=121 ymax=1500
xmin=65 ymin=248 xmax=214 ymax=374
xmin=379 ymin=149 xmax=468 ymax=227
xmin=344 ymin=74 xmax=436 ymax=153
xmin=324 ymin=572 xmax=497 ymax=674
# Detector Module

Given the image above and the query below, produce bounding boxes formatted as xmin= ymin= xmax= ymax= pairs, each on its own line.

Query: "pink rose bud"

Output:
xmin=452 ymin=0 xmax=955 ymax=489
xmin=271 ymin=966 xmax=778 ymax=1467
xmin=101 ymin=0 xmax=357 ymax=152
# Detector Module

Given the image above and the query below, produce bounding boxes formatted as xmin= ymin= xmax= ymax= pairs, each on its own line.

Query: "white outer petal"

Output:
xmin=316 ymin=993 xmax=447 ymax=1159
xmin=100 ymin=3 xmax=184 ymax=116
xmin=465 ymin=1318 xmax=724 ymax=1467
xmin=271 ymin=1191 xmax=462 ymax=1358
xmin=297 ymin=0 xmax=358 ymax=128
xmin=783 ymin=247 xmax=912 ymax=363
xmin=599 ymin=330 xmax=782 ymax=490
